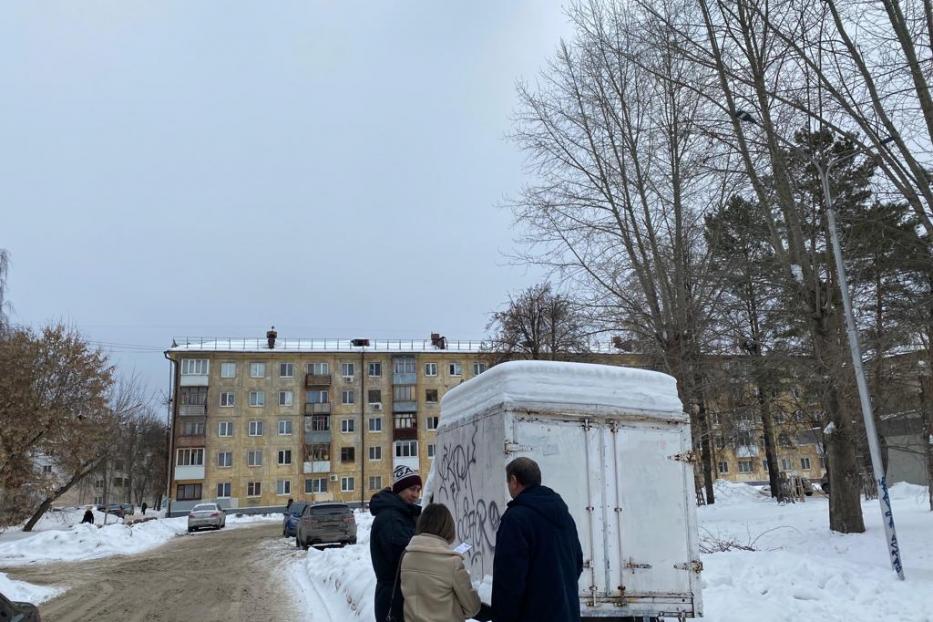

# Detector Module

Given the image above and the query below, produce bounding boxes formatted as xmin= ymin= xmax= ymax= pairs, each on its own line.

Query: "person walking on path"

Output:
xmin=400 ymin=503 xmax=482 ymax=622
xmin=492 ymin=457 xmax=584 ymax=622
xmin=370 ymin=466 xmax=423 ymax=622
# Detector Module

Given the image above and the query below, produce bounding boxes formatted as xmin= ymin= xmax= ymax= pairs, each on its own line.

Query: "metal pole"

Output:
xmin=817 ymin=159 xmax=905 ymax=579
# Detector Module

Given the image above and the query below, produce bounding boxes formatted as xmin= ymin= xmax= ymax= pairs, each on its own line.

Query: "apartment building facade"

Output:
xmin=165 ymin=336 xmax=500 ymax=515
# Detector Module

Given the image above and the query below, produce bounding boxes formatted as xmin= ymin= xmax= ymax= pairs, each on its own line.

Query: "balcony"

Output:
xmin=175 ymin=433 xmax=206 ymax=448
xmin=304 ymin=402 xmax=332 ymax=415
xmin=393 ymin=372 xmax=417 ymax=385
xmin=179 ymin=374 xmax=209 ymax=387
xmin=174 ymin=464 xmax=205 ymax=480
xmin=393 ymin=415 xmax=418 ymax=441
xmin=305 ymin=373 xmax=332 ymax=387
xmin=179 ymin=403 xmax=207 ymax=416
xmin=305 ymin=430 xmax=332 ymax=444
xmin=393 ymin=400 xmax=417 ymax=414
xmin=303 ymin=461 xmax=331 ymax=474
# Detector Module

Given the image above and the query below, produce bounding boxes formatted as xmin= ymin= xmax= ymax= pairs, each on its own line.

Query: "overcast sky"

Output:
xmin=1 ymin=1 xmax=572 ymax=394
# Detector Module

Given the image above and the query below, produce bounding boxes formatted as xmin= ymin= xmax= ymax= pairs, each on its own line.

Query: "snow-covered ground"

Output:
xmin=290 ymin=483 xmax=933 ymax=622
xmin=0 ymin=511 xmax=282 ymax=603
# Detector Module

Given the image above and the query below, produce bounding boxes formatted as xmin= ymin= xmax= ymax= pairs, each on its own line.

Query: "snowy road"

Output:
xmin=0 ymin=522 xmax=299 ymax=622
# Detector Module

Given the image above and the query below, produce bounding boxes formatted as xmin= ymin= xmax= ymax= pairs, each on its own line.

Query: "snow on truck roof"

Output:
xmin=441 ymin=360 xmax=684 ymax=423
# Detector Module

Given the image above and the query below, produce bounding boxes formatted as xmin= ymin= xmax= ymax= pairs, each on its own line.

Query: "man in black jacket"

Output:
xmin=492 ymin=457 xmax=584 ymax=622
xmin=370 ymin=466 xmax=422 ymax=622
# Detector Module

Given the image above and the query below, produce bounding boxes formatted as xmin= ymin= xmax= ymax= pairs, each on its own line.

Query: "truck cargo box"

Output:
xmin=423 ymin=360 xmax=702 ymax=620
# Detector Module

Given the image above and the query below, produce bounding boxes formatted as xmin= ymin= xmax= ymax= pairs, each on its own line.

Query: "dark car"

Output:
xmin=0 ymin=590 xmax=41 ymax=621
xmin=96 ymin=503 xmax=134 ymax=519
xmin=282 ymin=501 xmax=308 ymax=537
xmin=296 ymin=503 xmax=357 ymax=549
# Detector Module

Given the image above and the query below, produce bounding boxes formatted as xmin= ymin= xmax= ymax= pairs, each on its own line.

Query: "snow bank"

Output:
xmin=0 ymin=571 xmax=62 ymax=605
xmin=711 ymin=479 xmax=769 ymax=505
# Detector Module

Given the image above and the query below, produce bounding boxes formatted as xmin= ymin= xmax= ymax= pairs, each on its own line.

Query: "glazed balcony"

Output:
xmin=304 ymin=402 xmax=332 ymax=416
xmin=305 ymin=373 xmax=332 ymax=387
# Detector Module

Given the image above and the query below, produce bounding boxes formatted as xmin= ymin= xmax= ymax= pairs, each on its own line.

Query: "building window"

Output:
xmin=248 ymin=420 xmax=264 ymax=436
xmin=306 ymin=389 xmax=329 ymax=404
xmin=425 ymin=389 xmax=438 ymax=403
xmin=181 ymin=420 xmax=205 ymax=436
xmin=218 ymin=451 xmax=232 ymax=468
xmin=249 ymin=391 xmax=266 ymax=407
xmin=369 ymin=476 xmax=383 ymax=491
xmin=341 ymin=418 xmax=355 ymax=433
xmin=369 ymin=417 xmax=383 ymax=432
xmin=216 ymin=482 xmax=231 ymax=498
xmin=220 ymin=362 xmax=236 ymax=378
xmin=800 ymin=457 xmax=812 ymax=470
xmin=341 ymin=447 xmax=355 ymax=463
xmin=311 ymin=415 xmax=330 ymax=432
xmin=472 ymin=362 xmax=487 ymax=375
xmin=247 ymin=481 xmax=262 ymax=497
xmin=342 ymin=390 xmax=355 ymax=405
xmin=308 ymin=444 xmax=330 ymax=461
xmin=395 ymin=440 xmax=418 ymax=458
xmin=308 ymin=362 xmax=330 ymax=375
xmin=306 ymin=478 xmax=327 ymax=493
xmin=247 ymin=450 xmax=263 ymax=467
xmin=448 ymin=362 xmax=462 ymax=376
xmin=738 ymin=460 xmax=753 ymax=473
xmin=278 ymin=419 xmax=293 ymax=435
xmin=341 ymin=476 xmax=355 ymax=492
xmin=279 ymin=390 xmax=294 ymax=407
xmin=781 ymin=458 xmax=792 ymax=471
xmin=276 ymin=479 xmax=291 ymax=495
xmin=427 ymin=443 xmax=436 ymax=459
xmin=368 ymin=362 xmax=382 ymax=377
xmin=278 ymin=450 xmax=292 ymax=465
xmin=176 ymin=448 xmax=204 ymax=466
xmin=394 ymin=358 xmax=416 ymax=374
xmin=369 ymin=446 xmax=382 ymax=460
xmin=249 ymin=362 xmax=266 ymax=378
xmin=424 ymin=362 xmax=438 ymax=377
xmin=394 ymin=414 xmax=415 ymax=430
xmin=341 ymin=362 xmax=355 ymax=378
xmin=181 ymin=359 xmax=209 ymax=376
xmin=177 ymin=483 xmax=202 ymax=501
xmin=425 ymin=416 xmax=439 ymax=430
xmin=368 ymin=389 xmax=382 ymax=404
xmin=394 ymin=385 xmax=415 ymax=402
xmin=718 ymin=461 xmax=729 ymax=474
xmin=42 ymin=464 xmax=53 ymax=474
xmin=220 ymin=392 xmax=235 ymax=407
xmin=218 ymin=421 xmax=233 ymax=437
xmin=279 ymin=363 xmax=294 ymax=378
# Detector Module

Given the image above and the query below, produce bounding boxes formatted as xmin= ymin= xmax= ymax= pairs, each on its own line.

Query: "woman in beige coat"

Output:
xmin=400 ymin=503 xmax=482 ymax=622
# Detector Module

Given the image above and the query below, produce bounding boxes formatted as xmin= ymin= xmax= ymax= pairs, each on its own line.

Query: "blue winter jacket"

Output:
xmin=491 ymin=485 xmax=584 ymax=622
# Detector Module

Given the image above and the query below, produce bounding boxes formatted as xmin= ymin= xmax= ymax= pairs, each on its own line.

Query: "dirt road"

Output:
xmin=1 ymin=522 xmax=301 ymax=622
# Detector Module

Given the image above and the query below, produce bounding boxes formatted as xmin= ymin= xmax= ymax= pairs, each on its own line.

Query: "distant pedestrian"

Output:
xmin=492 ymin=457 xmax=583 ymax=622
xmin=141 ymin=502 xmax=148 ymax=515
xmin=81 ymin=508 xmax=94 ymax=524
xmin=400 ymin=503 xmax=482 ymax=622
xmin=370 ymin=466 xmax=423 ymax=622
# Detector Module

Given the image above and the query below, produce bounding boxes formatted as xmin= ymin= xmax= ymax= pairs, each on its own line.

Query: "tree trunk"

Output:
xmin=23 ymin=459 xmax=102 ymax=531
xmin=756 ymin=380 xmax=783 ymax=501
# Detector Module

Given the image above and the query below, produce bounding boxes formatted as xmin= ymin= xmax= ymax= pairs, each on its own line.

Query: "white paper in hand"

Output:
xmin=454 ymin=542 xmax=472 ymax=555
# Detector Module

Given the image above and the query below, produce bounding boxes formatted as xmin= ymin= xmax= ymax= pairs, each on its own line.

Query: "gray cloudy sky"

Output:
xmin=1 ymin=1 xmax=571 ymax=393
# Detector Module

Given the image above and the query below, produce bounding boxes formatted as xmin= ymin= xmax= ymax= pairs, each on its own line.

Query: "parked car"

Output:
xmin=295 ymin=503 xmax=356 ymax=549
xmin=282 ymin=501 xmax=308 ymax=537
xmin=97 ymin=503 xmax=134 ymax=518
xmin=0 ymin=590 xmax=41 ymax=621
xmin=187 ymin=503 xmax=226 ymax=532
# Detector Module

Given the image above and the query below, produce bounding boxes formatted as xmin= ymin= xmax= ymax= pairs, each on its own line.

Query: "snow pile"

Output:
xmin=0 ymin=571 xmax=62 ymax=605
xmin=295 ymin=489 xmax=933 ymax=622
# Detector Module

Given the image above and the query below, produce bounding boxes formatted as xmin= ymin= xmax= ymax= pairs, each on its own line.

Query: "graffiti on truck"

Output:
xmin=435 ymin=428 xmax=501 ymax=573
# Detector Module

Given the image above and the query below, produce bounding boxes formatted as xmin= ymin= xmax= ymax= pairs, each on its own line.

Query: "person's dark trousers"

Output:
xmin=374 ymin=580 xmax=403 ymax=622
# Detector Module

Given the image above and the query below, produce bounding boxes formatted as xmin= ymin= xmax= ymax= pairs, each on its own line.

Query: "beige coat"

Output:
xmin=400 ymin=534 xmax=482 ymax=622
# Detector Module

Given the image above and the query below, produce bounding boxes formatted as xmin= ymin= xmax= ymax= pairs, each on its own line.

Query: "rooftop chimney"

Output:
xmin=267 ymin=326 xmax=277 ymax=349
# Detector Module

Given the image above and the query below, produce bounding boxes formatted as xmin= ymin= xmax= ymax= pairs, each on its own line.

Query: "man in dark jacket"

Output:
xmin=370 ymin=466 xmax=422 ymax=622
xmin=492 ymin=457 xmax=584 ymax=622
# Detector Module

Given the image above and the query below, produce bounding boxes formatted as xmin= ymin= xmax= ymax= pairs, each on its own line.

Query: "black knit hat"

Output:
xmin=392 ymin=465 xmax=422 ymax=494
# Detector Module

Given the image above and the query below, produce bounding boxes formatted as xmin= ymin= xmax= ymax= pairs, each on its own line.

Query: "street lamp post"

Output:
xmin=731 ymin=111 xmax=904 ymax=579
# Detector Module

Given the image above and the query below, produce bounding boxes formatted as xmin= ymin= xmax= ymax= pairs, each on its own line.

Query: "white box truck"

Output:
xmin=423 ymin=360 xmax=702 ymax=621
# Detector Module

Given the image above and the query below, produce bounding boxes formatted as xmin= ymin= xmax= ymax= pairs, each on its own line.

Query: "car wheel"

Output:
xmin=187 ymin=527 xmax=193 ymax=533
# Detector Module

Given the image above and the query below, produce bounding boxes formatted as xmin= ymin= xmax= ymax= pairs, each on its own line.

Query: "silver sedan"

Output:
xmin=187 ymin=503 xmax=226 ymax=532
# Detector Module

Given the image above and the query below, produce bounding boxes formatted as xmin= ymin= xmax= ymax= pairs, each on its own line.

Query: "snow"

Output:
xmin=791 ymin=263 xmax=804 ymax=283
xmin=0 ymin=572 xmax=62 ymax=605
xmin=440 ymin=360 xmax=684 ymax=425
xmin=291 ymin=483 xmax=933 ymax=622
xmin=170 ymin=337 xmax=489 ymax=353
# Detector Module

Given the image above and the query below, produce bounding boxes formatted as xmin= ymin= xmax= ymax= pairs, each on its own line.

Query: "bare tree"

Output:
xmin=487 ymin=283 xmax=590 ymax=361
xmin=0 ymin=250 xmax=10 ymax=334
